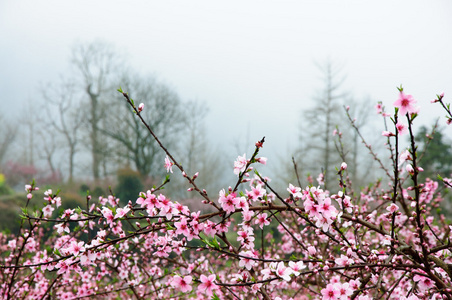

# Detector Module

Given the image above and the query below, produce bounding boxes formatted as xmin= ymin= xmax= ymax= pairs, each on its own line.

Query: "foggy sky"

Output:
xmin=1 ymin=0 xmax=452 ymax=172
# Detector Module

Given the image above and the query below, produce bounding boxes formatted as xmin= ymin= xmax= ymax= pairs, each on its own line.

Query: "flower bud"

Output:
xmin=255 ymin=140 xmax=264 ymax=148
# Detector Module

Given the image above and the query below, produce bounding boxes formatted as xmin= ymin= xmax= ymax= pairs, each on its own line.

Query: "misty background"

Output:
xmin=1 ymin=1 xmax=452 ymax=206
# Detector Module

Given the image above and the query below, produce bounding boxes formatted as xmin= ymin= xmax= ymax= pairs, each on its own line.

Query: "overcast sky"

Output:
xmin=1 ymin=0 xmax=451 ymax=171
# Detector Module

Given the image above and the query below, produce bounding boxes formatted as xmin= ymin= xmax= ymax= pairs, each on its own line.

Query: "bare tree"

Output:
xmin=102 ymin=73 xmax=186 ymax=177
xmin=0 ymin=115 xmax=17 ymax=167
xmin=71 ymin=40 xmax=123 ymax=180
xmin=41 ymin=78 xmax=84 ymax=182
xmin=175 ymin=101 xmax=226 ymax=197
xmin=301 ymin=60 xmax=347 ymax=189
xmin=2 ymin=104 xmax=39 ymax=189
xmin=181 ymin=101 xmax=209 ymax=173
xmin=37 ymin=132 xmax=58 ymax=176
xmin=22 ymin=103 xmax=39 ymax=167
xmin=341 ymin=97 xmax=377 ymax=187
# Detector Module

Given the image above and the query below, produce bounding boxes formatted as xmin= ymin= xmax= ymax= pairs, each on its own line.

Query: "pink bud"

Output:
xmin=257 ymin=157 xmax=267 ymax=165
xmin=406 ymin=164 xmax=414 ymax=175
xmin=255 ymin=140 xmax=264 ymax=148
xmin=138 ymin=103 xmax=144 ymax=112
xmin=340 ymin=162 xmax=347 ymax=171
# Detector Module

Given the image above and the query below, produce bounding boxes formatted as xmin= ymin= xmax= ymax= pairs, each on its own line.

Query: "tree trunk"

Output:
xmin=88 ymin=85 xmax=101 ymax=180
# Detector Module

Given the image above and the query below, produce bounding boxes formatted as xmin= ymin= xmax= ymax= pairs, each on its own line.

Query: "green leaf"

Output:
xmin=163 ymin=175 xmax=170 ymax=184
xmin=211 ymin=292 xmax=220 ymax=300
xmin=117 ymin=86 xmax=123 ymax=93
xmin=21 ymin=207 xmax=28 ymax=216
xmin=75 ymin=207 xmax=82 ymax=215
xmin=205 ymin=239 xmax=215 ymax=248
xmin=211 ymin=236 xmax=221 ymax=250
xmin=200 ymin=236 xmax=220 ymax=249
xmin=200 ymin=237 xmax=208 ymax=246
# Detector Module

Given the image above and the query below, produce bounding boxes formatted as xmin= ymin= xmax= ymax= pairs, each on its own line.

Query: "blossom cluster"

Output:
xmin=1 ymin=89 xmax=452 ymax=300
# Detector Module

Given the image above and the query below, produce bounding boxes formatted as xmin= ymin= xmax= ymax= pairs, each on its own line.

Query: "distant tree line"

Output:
xmin=0 ymin=40 xmax=224 ymax=198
